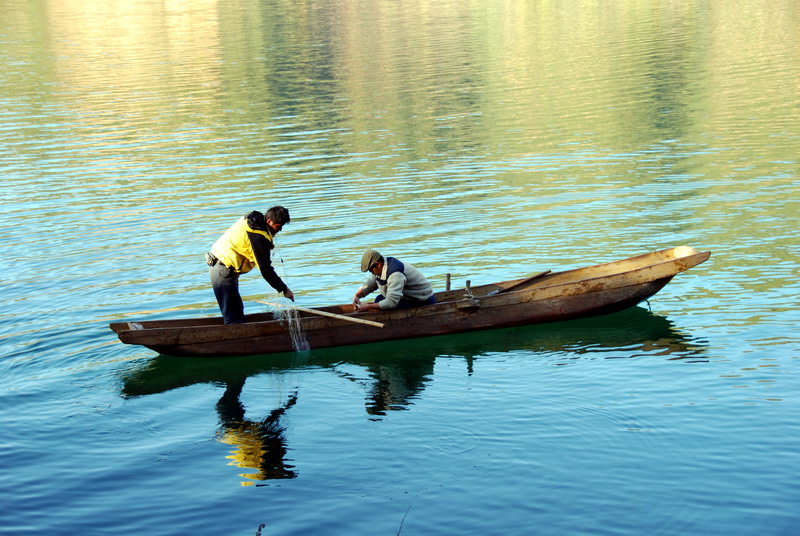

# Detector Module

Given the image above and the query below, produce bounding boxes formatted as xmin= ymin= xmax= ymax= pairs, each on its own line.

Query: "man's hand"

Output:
xmin=283 ymin=288 xmax=295 ymax=302
xmin=358 ymin=302 xmax=381 ymax=312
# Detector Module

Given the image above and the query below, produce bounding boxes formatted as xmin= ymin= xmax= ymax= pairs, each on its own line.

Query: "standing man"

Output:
xmin=207 ymin=206 xmax=294 ymax=324
xmin=352 ymin=249 xmax=435 ymax=312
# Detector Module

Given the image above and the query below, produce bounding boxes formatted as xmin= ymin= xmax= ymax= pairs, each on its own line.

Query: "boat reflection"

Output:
xmin=119 ymin=307 xmax=707 ymax=482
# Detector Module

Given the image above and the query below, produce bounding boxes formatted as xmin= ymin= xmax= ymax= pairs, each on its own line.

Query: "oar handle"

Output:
xmin=257 ymin=300 xmax=385 ymax=328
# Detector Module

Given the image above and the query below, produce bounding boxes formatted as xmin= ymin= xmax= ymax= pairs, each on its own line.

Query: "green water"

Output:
xmin=1 ymin=1 xmax=798 ymax=534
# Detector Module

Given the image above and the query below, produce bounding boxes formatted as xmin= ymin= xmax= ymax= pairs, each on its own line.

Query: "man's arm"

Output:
xmin=352 ymin=276 xmax=379 ymax=310
xmin=249 ymin=232 xmax=288 ymax=294
xmin=379 ymin=272 xmax=406 ymax=309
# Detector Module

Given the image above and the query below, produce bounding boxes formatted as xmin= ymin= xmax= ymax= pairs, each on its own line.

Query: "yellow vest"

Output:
xmin=210 ymin=216 xmax=273 ymax=274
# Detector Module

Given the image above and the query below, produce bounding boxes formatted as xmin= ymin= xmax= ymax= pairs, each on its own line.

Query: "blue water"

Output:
xmin=1 ymin=1 xmax=798 ymax=534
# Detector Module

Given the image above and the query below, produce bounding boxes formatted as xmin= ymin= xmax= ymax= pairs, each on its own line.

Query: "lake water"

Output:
xmin=2 ymin=1 xmax=798 ymax=534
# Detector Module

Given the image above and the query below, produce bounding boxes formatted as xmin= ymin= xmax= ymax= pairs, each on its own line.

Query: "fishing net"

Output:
xmin=269 ymin=298 xmax=310 ymax=352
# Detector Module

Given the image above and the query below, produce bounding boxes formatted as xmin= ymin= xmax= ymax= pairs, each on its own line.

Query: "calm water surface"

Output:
xmin=1 ymin=1 xmax=798 ymax=535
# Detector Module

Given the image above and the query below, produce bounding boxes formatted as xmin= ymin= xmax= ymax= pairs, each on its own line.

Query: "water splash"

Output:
xmin=270 ymin=298 xmax=311 ymax=353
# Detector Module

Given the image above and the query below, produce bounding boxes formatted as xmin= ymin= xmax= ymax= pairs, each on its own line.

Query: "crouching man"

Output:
xmin=352 ymin=249 xmax=435 ymax=312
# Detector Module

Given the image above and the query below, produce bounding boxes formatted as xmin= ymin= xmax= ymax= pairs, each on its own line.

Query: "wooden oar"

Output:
xmin=496 ymin=270 xmax=552 ymax=294
xmin=257 ymin=300 xmax=385 ymax=328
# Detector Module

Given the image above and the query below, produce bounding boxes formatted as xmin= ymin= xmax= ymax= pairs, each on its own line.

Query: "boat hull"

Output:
xmin=110 ymin=246 xmax=710 ymax=357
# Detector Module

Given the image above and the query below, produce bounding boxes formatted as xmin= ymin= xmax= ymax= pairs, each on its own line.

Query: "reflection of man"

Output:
xmin=215 ymin=378 xmax=298 ymax=483
xmin=358 ymin=353 xmax=435 ymax=417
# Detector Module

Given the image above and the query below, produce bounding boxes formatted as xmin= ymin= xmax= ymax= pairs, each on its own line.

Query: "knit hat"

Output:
xmin=361 ymin=249 xmax=382 ymax=272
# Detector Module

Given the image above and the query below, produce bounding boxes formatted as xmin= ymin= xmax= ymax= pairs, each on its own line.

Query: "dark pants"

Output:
xmin=210 ymin=262 xmax=245 ymax=324
xmin=375 ymin=294 xmax=436 ymax=309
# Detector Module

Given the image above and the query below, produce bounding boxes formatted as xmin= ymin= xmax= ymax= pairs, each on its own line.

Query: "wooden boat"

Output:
xmin=109 ymin=245 xmax=710 ymax=357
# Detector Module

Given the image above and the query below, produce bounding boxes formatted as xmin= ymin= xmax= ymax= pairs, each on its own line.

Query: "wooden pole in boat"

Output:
xmin=256 ymin=300 xmax=385 ymax=328
xmin=496 ymin=270 xmax=552 ymax=294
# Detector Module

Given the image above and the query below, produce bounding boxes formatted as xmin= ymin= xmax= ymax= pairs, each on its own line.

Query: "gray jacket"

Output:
xmin=358 ymin=257 xmax=433 ymax=309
